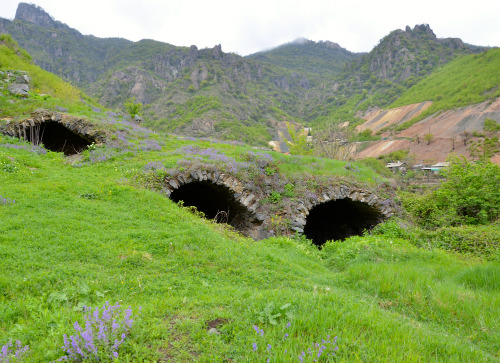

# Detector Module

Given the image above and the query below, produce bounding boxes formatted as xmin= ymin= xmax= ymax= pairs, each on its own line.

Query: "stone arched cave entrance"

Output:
xmin=22 ymin=121 xmax=94 ymax=156
xmin=170 ymin=181 xmax=256 ymax=234
xmin=303 ymin=198 xmax=382 ymax=247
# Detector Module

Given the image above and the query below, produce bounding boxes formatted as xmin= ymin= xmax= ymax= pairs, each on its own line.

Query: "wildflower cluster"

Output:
xmin=107 ymin=132 xmax=134 ymax=150
xmin=0 ymin=143 xmax=47 ymax=155
xmin=177 ymin=136 xmax=244 ymax=146
xmin=143 ymin=161 xmax=166 ymax=172
xmin=85 ymin=148 xmax=120 ymax=163
xmin=55 ymin=106 xmax=68 ymax=113
xmin=174 ymin=146 xmax=251 ymax=175
xmin=243 ymin=151 xmax=276 ymax=173
xmin=0 ymin=340 xmax=30 ymax=362
xmin=251 ymin=323 xmax=338 ymax=362
xmin=57 ymin=302 xmax=140 ymax=361
xmin=0 ymin=195 xmax=15 ymax=205
xmin=297 ymin=336 xmax=338 ymax=362
xmin=139 ymin=139 xmax=162 ymax=151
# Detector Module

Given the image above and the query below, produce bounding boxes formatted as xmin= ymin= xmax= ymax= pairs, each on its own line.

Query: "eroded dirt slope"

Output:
xmin=355 ymin=98 xmax=500 ymax=163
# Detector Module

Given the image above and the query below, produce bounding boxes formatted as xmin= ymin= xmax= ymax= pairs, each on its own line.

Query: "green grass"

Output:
xmin=1 ymin=130 xmax=499 ymax=362
xmin=1 ymin=37 xmax=499 ymax=362
xmin=0 ymin=35 xmax=81 ymax=102
xmin=0 ymin=35 xmax=105 ymax=120
xmin=391 ymin=48 xmax=500 ymax=131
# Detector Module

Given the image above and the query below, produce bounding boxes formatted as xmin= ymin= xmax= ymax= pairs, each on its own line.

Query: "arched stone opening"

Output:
xmin=303 ymin=198 xmax=383 ymax=247
xmin=22 ymin=121 xmax=94 ymax=156
xmin=170 ymin=180 xmax=258 ymax=234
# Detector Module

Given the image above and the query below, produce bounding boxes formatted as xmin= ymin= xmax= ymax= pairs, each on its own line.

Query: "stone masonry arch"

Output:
xmin=160 ymin=170 xmax=267 ymax=240
xmin=157 ymin=169 xmax=397 ymax=244
xmin=0 ymin=109 xmax=105 ymax=155
xmin=289 ymin=185 xmax=395 ymax=247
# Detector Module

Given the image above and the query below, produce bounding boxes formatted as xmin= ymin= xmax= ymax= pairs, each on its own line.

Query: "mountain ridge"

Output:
xmin=0 ymin=2 xmax=493 ymax=146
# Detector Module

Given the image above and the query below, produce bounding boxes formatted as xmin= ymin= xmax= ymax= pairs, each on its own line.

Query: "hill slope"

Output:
xmin=305 ymin=24 xmax=486 ymax=128
xmin=1 ymin=3 xmax=491 ymax=147
xmin=353 ymin=49 xmax=500 ymax=163
xmin=1 ymin=39 xmax=500 ymax=361
xmin=1 ymin=95 xmax=500 ymax=362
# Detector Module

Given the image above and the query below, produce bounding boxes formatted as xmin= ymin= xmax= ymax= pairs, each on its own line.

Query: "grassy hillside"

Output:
xmin=391 ymin=48 xmax=500 ymax=130
xmin=0 ymin=34 xmax=107 ymax=120
xmin=0 ymin=34 xmax=81 ymax=102
xmin=1 ymin=18 xmax=500 ymax=363
xmin=1 ymin=63 xmax=500 ymax=361
xmin=1 ymin=130 xmax=499 ymax=362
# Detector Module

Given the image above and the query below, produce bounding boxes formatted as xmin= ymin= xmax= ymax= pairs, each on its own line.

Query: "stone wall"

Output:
xmin=160 ymin=168 xmax=398 ymax=241
xmin=0 ymin=109 xmax=106 ymax=146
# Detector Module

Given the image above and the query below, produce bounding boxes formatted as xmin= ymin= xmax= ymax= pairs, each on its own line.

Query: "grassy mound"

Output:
xmin=1 ymin=129 xmax=499 ymax=361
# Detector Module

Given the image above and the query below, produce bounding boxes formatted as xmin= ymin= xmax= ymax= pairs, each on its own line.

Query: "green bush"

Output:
xmin=416 ymin=225 xmax=500 ymax=260
xmin=402 ymin=156 xmax=500 ymax=226
xmin=124 ymin=97 xmax=142 ymax=118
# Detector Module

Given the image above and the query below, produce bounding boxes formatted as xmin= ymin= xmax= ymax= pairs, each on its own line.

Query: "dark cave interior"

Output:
xmin=170 ymin=181 xmax=253 ymax=232
xmin=303 ymin=198 xmax=382 ymax=247
xmin=23 ymin=121 xmax=93 ymax=155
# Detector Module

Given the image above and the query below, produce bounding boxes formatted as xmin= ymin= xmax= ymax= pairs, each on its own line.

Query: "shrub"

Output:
xmin=484 ymin=118 xmax=500 ymax=132
xmin=124 ymin=97 xmax=142 ymax=118
xmin=402 ymin=157 xmax=500 ymax=226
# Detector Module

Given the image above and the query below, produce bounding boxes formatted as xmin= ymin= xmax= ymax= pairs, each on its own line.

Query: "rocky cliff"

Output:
xmin=0 ymin=3 xmax=489 ymax=144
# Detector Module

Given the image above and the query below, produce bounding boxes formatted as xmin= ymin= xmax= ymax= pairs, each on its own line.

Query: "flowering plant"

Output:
xmin=57 ymin=302 xmax=140 ymax=361
xmin=0 ymin=340 xmax=30 ymax=362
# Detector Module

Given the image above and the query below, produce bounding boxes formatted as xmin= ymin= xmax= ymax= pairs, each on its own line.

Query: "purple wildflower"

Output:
xmin=0 ymin=143 xmax=47 ymax=154
xmin=0 ymin=340 xmax=30 ymax=362
xmin=0 ymin=195 xmax=15 ymax=205
xmin=57 ymin=302 xmax=139 ymax=361
xmin=252 ymin=343 xmax=257 ymax=352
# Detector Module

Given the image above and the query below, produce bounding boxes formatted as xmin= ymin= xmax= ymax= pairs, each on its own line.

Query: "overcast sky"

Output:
xmin=1 ymin=0 xmax=499 ymax=55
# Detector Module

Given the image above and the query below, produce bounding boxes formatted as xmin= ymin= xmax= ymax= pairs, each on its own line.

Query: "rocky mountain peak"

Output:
xmin=405 ymin=24 xmax=437 ymax=40
xmin=14 ymin=3 xmax=69 ymax=31
xmin=212 ymin=44 xmax=222 ymax=58
xmin=15 ymin=3 xmax=54 ymax=27
xmin=322 ymin=40 xmax=342 ymax=49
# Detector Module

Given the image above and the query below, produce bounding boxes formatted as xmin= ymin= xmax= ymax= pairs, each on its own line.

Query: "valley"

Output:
xmin=1 ymin=2 xmax=500 ymax=362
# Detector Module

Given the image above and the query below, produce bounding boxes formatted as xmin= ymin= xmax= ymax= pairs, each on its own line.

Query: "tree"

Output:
xmin=435 ymin=157 xmax=500 ymax=224
xmin=462 ymin=131 xmax=471 ymax=146
xmin=124 ymin=97 xmax=142 ymax=119
xmin=286 ymin=123 xmax=312 ymax=156
xmin=424 ymin=133 xmax=434 ymax=145
xmin=403 ymin=157 xmax=500 ymax=226
xmin=311 ymin=124 xmax=354 ymax=161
